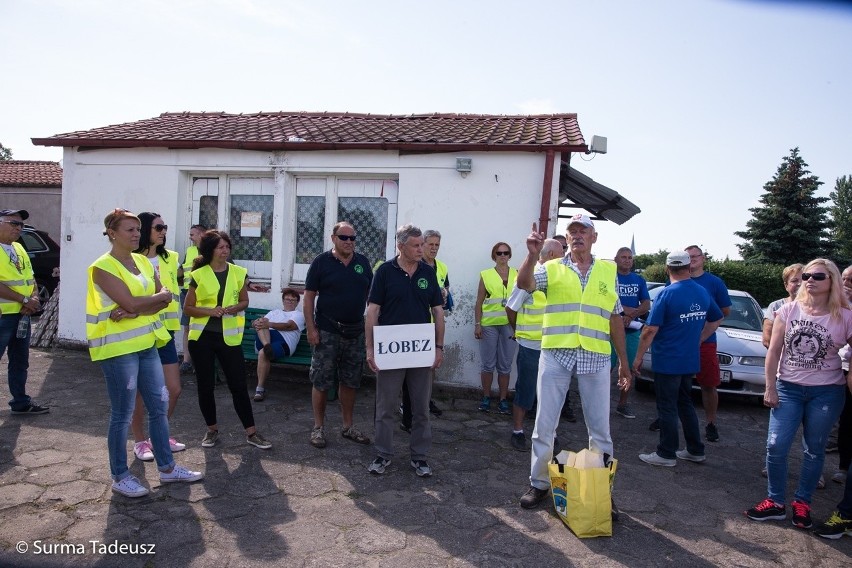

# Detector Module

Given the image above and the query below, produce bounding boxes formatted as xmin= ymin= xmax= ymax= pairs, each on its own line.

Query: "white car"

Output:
xmin=636 ymin=288 xmax=767 ymax=399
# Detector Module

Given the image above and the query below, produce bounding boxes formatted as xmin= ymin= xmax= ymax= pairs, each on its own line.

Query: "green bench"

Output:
xmin=241 ymin=307 xmax=337 ymax=400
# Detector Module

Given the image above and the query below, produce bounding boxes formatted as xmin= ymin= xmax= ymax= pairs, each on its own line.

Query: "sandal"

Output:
xmin=341 ymin=425 xmax=371 ymax=445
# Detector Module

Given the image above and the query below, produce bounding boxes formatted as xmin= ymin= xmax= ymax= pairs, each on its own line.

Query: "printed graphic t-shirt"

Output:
xmin=776 ymin=301 xmax=852 ymax=386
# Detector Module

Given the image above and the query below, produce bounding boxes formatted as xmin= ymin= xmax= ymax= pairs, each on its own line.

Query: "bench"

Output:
xmin=241 ymin=307 xmax=338 ymax=400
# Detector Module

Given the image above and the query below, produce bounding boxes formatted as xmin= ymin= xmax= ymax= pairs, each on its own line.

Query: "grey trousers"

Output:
xmin=374 ymin=366 xmax=432 ymax=461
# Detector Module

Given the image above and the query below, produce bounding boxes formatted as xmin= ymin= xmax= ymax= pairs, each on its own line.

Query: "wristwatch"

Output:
xmin=21 ymin=297 xmax=30 ymax=305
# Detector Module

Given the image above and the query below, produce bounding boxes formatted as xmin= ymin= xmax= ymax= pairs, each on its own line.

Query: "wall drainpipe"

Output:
xmin=538 ymin=150 xmax=556 ymax=235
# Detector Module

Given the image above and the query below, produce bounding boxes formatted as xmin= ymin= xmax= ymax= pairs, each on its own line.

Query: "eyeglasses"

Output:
xmin=688 ymin=254 xmax=703 ymax=260
xmin=283 ymin=297 xmax=299 ymax=302
xmin=495 ymin=251 xmax=510 ymax=256
xmin=336 ymin=234 xmax=356 ymax=241
xmin=801 ymin=272 xmax=829 ymax=281
xmin=154 ymin=224 xmax=168 ymax=232
xmin=0 ymin=220 xmax=24 ymax=228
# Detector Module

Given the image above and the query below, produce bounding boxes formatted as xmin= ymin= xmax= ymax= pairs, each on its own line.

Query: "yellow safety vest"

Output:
xmin=181 ymin=245 xmax=199 ymax=290
xmin=188 ymin=263 xmax=247 ymax=346
xmin=541 ymin=259 xmax=617 ymax=354
xmin=515 ymin=289 xmax=547 ymax=342
xmin=86 ymin=253 xmax=170 ymax=361
xmin=480 ymin=267 xmax=517 ymax=326
xmin=435 ymin=259 xmax=448 ymax=288
xmin=156 ymin=250 xmax=181 ymax=331
xmin=0 ymin=242 xmax=35 ymax=314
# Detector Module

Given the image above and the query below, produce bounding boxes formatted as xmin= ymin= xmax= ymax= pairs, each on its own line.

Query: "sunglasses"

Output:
xmin=495 ymin=251 xmax=510 ymax=256
xmin=801 ymin=272 xmax=828 ymax=281
xmin=154 ymin=224 xmax=168 ymax=232
xmin=336 ymin=234 xmax=356 ymax=241
xmin=0 ymin=220 xmax=25 ymax=228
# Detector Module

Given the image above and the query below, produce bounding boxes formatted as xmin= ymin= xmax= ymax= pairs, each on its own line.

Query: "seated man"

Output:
xmin=252 ymin=288 xmax=306 ymax=401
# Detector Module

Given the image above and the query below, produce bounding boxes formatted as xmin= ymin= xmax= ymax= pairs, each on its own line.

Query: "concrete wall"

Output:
xmin=59 ymin=146 xmax=562 ymax=389
xmin=0 ymin=186 xmax=61 ymax=238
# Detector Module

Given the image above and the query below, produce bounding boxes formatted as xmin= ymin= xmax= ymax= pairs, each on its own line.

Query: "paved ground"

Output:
xmin=0 ymin=347 xmax=850 ymax=567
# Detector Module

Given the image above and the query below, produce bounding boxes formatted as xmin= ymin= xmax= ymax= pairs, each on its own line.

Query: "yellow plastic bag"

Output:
xmin=548 ymin=449 xmax=617 ymax=538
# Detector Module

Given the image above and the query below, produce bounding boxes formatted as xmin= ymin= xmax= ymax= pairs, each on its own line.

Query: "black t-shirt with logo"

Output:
xmin=369 ymin=258 xmax=443 ymax=326
xmin=305 ymin=250 xmax=373 ymax=332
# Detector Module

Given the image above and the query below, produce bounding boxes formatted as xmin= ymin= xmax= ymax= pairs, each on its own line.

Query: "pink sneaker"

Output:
xmin=169 ymin=437 xmax=186 ymax=452
xmin=133 ymin=440 xmax=154 ymax=461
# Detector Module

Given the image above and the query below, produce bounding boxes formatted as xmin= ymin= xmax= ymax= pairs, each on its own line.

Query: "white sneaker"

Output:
xmin=133 ymin=440 xmax=154 ymax=461
xmin=169 ymin=437 xmax=186 ymax=452
xmin=159 ymin=465 xmax=204 ymax=483
xmin=112 ymin=475 xmax=150 ymax=498
xmin=675 ymin=449 xmax=706 ymax=463
xmin=639 ymin=452 xmax=677 ymax=467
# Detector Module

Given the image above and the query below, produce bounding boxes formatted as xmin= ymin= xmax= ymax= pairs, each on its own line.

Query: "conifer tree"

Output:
xmin=829 ymin=175 xmax=852 ymax=266
xmin=735 ymin=148 xmax=828 ymax=264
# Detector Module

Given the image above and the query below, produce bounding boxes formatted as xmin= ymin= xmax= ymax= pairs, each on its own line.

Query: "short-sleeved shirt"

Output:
xmin=692 ymin=272 xmax=731 ymax=344
xmin=262 ymin=308 xmax=306 ymax=354
xmin=775 ymin=301 xmax=852 ymax=386
xmin=305 ymin=250 xmax=373 ymax=332
xmin=647 ymin=279 xmax=724 ymax=375
xmin=369 ymin=257 xmax=443 ymax=326
xmin=765 ymin=297 xmax=788 ymax=324
xmin=617 ymin=271 xmax=650 ymax=332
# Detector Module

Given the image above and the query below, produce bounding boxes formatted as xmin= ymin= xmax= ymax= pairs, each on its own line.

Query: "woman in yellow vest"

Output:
xmin=178 ymin=224 xmax=205 ymax=375
xmin=129 ymin=212 xmax=186 ymax=462
xmin=183 ymin=230 xmax=272 ymax=450
xmin=474 ymin=242 xmax=518 ymax=414
xmin=87 ymin=208 xmax=203 ymax=498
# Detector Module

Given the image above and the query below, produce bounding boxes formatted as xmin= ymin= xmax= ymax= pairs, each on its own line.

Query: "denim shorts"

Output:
xmin=157 ymin=332 xmax=179 ymax=365
xmin=514 ymin=344 xmax=540 ymax=410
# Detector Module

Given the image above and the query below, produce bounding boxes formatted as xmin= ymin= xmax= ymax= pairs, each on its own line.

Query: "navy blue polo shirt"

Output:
xmin=369 ymin=257 xmax=443 ymax=326
xmin=305 ymin=250 xmax=373 ymax=332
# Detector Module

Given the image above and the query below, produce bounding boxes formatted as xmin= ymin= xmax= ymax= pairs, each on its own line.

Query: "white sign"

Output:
xmin=373 ymin=323 xmax=436 ymax=370
xmin=240 ymin=211 xmax=262 ymax=238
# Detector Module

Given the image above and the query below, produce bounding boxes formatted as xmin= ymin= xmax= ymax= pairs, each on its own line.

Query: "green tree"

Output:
xmin=829 ymin=175 xmax=852 ymax=266
xmin=0 ymin=143 xmax=12 ymax=160
xmin=634 ymin=249 xmax=669 ymax=270
xmin=735 ymin=147 xmax=829 ymax=264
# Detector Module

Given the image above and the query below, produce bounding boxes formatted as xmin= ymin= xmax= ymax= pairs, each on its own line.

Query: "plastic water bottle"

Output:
xmin=16 ymin=315 xmax=30 ymax=339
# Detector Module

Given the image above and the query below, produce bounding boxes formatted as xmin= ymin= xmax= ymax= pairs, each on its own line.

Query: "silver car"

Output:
xmin=636 ymin=288 xmax=767 ymax=399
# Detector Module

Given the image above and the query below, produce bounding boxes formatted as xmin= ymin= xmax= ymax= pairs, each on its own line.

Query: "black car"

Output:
xmin=17 ymin=225 xmax=60 ymax=304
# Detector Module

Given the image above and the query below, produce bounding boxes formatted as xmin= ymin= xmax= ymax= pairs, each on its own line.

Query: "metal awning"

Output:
xmin=557 ymin=164 xmax=640 ymax=225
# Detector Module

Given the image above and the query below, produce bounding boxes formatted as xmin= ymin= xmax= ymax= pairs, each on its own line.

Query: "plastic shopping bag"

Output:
xmin=548 ymin=448 xmax=617 ymax=538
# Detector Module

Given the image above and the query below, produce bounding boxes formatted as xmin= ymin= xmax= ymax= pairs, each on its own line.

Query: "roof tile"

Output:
xmin=33 ymin=112 xmax=586 ymax=152
xmin=0 ymin=160 xmax=63 ymax=187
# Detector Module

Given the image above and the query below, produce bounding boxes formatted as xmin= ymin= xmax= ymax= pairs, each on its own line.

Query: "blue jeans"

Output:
xmin=514 ymin=345 xmax=540 ymax=411
xmin=530 ymin=350 xmax=612 ymax=490
xmin=766 ymin=379 xmax=845 ymax=505
xmin=0 ymin=314 xmax=31 ymax=411
xmin=653 ymin=372 xmax=704 ymax=459
xmin=100 ymin=346 xmax=174 ymax=481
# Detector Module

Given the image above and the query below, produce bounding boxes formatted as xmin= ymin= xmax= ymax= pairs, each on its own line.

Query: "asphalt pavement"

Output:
xmin=0 ymin=347 xmax=850 ymax=567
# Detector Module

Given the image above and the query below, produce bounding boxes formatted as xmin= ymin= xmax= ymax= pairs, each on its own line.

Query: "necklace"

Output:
xmin=111 ymin=252 xmax=139 ymax=274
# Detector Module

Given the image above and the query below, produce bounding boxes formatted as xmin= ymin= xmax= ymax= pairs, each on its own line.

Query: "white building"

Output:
xmin=33 ymin=111 xmax=638 ymax=389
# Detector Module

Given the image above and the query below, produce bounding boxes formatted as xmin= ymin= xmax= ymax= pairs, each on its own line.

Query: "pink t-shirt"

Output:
xmin=775 ymin=301 xmax=852 ymax=386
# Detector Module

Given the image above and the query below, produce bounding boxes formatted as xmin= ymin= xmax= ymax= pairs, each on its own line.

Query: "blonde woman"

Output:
xmin=746 ymin=259 xmax=852 ymax=529
xmin=87 ymin=209 xmax=203 ymax=498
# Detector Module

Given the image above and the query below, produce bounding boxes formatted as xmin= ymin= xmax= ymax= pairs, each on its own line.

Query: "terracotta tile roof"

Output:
xmin=0 ymin=160 xmax=63 ymax=187
xmin=32 ymin=112 xmax=586 ymax=153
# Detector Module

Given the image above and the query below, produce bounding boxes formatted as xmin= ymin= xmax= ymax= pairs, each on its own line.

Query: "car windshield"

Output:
xmin=722 ymin=295 xmax=763 ymax=331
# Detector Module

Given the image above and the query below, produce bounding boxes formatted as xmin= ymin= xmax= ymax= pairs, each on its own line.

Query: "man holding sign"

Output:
xmin=365 ymin=224 xmax=445 ymax=477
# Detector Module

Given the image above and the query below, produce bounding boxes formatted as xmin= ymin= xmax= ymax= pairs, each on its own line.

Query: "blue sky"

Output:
xmin=2 ymin=0 xmax=850 ymax=260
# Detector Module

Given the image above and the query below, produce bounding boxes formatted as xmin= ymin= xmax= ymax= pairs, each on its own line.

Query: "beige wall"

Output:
xmin=0 ymin=186 xmax=62 ymax=239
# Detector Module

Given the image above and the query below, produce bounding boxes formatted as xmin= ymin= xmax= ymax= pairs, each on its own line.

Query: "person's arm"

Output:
xmin=474 ymin=277 xmax=486 ymax=339
xmin=93 ymin=267 xmax=171 ymax=315
xmin=0 ymin=282 xmax=40 ymax=315
xmin=517 ymin=222 xmax=544 ymax=291
xmin=761 ymin=317 xmax=773 ymax=349
xmin=610 ymin=313 xmax=632 ymax=392
xmin=431 ymin=305 xmax=445 ymax=369
xmin=699 ymin=317 xmax=723 ymax=344
xmin=633 ymin=324 xmax=659 ymax=375
xmin=763 ymin=315 xmax=785 ymax=408
xmin=365 ymin=302 xmax=381 ymax=372
xmin=303 ymin=290 xmax=319 ymax=346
